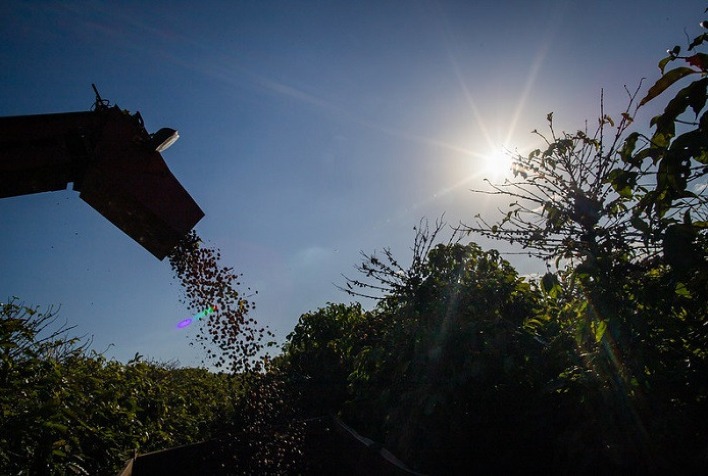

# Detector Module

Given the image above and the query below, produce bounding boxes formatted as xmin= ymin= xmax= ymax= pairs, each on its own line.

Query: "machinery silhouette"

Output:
xmin=0 ymin=86 xmax=204 ymax=259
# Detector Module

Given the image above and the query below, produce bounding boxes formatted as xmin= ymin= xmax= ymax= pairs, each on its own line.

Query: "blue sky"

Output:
xmin=1 ymin=1 xmax=705 ymax=366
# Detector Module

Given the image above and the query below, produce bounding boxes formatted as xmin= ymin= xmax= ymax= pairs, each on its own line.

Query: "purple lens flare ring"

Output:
xmin=176 ymin=306 xmax=217 ymax=329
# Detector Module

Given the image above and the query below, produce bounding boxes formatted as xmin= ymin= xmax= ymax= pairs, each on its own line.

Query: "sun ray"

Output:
xmin=447 ymin=53 xmax=497 ymax=153
xmin=503 ymin=2 xmax=567 ymax=146
xmin=504 ymin=42 xmax=550 ymax=147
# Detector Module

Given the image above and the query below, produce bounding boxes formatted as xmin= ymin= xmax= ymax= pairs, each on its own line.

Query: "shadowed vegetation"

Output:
xmin=2 ymin=9 xmax=707 ymax=476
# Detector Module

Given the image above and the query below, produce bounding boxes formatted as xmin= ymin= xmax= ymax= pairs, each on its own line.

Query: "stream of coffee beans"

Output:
xmin=168 ymin=232 xmax=304 ymax=472
xmin=168 ymin=231 xmax=274 ymax=373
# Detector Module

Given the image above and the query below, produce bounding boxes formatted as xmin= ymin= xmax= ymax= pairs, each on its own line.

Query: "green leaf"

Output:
xmin=651 ymin=130 xmax=674 ymax=149
xmin=658 ymin=56 xmax=675 ymax=74
xmin=686 ymin=78 xmax=708 ymax=116
xmin=639 ymin=67 xmax=699 ymax=107
xmin=618 ymin=132 xmax=639 ymax=163
xmin=593 ymin=320 xmax=607 ymax=343
xmin=675 ymin=282 xmax=692 ymax=298
xmin=670 ymin=129 xmax=708 ymax=160
xmin=663 ymin=224 xmax=699 ymax=271
xmin=541 ymin=272 xmax=558 ymax=295
xmin=630 ymin=216 xmax=651 ymax=236
xmin=605 ymin=169 xmax=638 ymax=198
xmin=688 ymin=32 xmax=708 ymax=51
xmin=44 ymin=421 xmax=69 ymax=432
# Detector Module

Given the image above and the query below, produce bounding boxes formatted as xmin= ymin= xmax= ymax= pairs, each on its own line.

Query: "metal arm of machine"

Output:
xmin=0 ymin=100 xmax=204 ymax=260
xmin=0 ymin=110 xmax=102 ymax=198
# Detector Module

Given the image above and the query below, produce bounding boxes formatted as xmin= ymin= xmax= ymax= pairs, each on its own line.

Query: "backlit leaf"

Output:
xmin=593 ymin=320 xmax=607 ymax=343
xmin=658 ymin=55 xmax=674 ymax=74
xmin=639 ymin=67 xmax=699 ymax=107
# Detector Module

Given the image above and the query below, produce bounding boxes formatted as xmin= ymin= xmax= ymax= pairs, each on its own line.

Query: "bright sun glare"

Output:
xmin=482 ymin=147 xmax=513 ymax=181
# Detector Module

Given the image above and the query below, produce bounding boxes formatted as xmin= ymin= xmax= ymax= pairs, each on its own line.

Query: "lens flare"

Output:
xmin=176 ymin=306 xmax=217 ymax=329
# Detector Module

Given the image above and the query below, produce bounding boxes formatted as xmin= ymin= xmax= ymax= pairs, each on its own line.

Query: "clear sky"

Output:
xmin=1 ymin=0 xmax=705 ymax=366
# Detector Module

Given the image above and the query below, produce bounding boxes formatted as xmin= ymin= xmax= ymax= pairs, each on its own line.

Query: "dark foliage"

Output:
xmin=278 ymin=12 xmax=708 ymax=474
xmin=0 ymin=299 xmax=238 ymax=475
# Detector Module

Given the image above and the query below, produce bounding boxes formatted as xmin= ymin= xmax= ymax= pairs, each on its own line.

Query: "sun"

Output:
xmin=482 ymin=147 xmax=513 ymax=181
